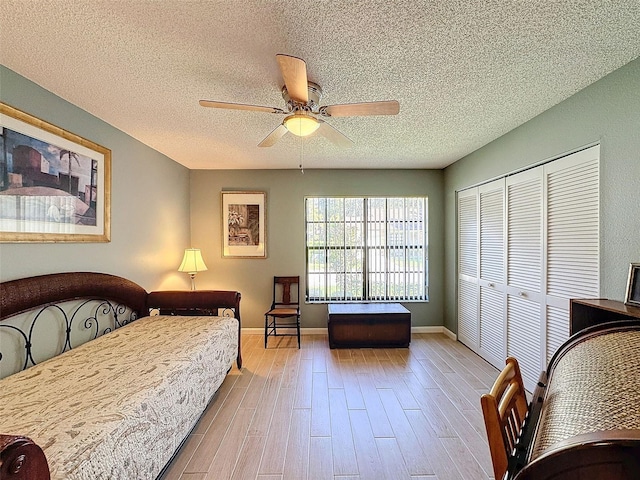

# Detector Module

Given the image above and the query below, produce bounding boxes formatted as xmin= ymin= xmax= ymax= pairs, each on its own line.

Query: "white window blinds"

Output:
xmin=306 ymin=197 xmax=428 ymax=302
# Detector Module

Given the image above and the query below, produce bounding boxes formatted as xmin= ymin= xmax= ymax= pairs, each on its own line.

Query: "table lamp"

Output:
xmin=178 ymin=248 xmax=208 ymax=290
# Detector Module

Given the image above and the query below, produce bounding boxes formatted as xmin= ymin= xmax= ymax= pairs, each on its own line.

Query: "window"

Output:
xmin=305 ymin=197 xmax=428 ymax=302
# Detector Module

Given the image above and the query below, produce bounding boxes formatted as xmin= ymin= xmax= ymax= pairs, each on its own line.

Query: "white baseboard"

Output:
xmin=242 ymin=328 xmax=267 ymax=335
xmin=442 ymin=327 xmax=457 ymax=341
xmin=300 ymin=328 xmax=330 ymax=334
xmin=243 ymin=326 xmax=456 ymax=337
xmin=411 ymin=326 xmax=446 ymax=334
xmin=242 ymin=327 xmax=328 ymax=335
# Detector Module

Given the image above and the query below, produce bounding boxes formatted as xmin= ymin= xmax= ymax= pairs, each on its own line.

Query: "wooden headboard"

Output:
xmin=0 ymin=272 xmax=148 ymax=320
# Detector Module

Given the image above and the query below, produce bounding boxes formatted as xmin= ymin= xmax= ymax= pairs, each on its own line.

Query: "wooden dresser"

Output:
xmin=570 ymin=298 xmax=640 ymax=334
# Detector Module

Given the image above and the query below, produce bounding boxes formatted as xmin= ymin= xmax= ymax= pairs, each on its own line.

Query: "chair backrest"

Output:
xmin=480 ymin=357 xmax=529 ymax=480
xmin=272 ymin=276 xmax=300 ymax=308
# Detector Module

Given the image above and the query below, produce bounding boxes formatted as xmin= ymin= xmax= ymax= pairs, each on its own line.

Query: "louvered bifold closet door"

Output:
xmin=544 ymin=145 xmax=600 ymax=362
xmin=478 ymin=180 xmax=505 ymax=367
xmin=457 ymin=188 xmax=479 ymax=349
xmin=506 ymin=168 xmax=543 ymax=391
xmin=455 ymin=147 xmax=601 ymax=391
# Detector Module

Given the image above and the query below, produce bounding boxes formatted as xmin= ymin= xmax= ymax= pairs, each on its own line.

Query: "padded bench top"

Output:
xmin=328 ymin=303 xmax=409 ymax=316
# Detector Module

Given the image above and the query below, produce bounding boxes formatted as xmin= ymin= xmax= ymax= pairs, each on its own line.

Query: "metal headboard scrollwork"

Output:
xmin=219 ymin=307 xmax=236 ymax=318
xmin=1 ymin=271 xmax=148 ymax=380
xmin=0 ymin=297 xmax=138 ymax=378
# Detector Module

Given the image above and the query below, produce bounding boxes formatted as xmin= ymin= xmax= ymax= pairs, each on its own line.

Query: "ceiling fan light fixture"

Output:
xmin=283 ymin=114 xmax=319 ymax=137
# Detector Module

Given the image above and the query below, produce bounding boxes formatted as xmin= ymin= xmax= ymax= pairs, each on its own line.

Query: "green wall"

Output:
xmin=189 ymin=169 xmax=444 ymax=329
xmin=443 ymin=57 xmax=640 ymax=333
xmin=4 ymin=54 xmax=638 ymax=334
xmin=0 ymin=66 xmax=192 ymax=290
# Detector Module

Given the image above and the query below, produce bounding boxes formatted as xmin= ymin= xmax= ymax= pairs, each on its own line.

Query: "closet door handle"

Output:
xmin=518 ymin=291 xmax=526 ymax=297
xmin=488 ymin=282 xmax=495 ymax=287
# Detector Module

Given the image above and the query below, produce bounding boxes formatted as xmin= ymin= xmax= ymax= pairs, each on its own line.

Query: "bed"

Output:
xmin=0 ymin=272 xmax=242 ymax=480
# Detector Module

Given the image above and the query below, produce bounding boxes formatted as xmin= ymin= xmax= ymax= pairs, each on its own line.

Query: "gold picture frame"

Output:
xmin=221 ymin=191 xmax=266 ymax=258
xmin=625 ymin=263 xmax=640 ymax=306
xmin=0 ymin=102 xmax=111 ymax=242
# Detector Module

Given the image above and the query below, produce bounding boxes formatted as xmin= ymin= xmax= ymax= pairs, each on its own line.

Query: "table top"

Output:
xmin=327 ymin=303 xmax=409 ymax=315
xmin=571 ymin=298 xmax=640 ymax=317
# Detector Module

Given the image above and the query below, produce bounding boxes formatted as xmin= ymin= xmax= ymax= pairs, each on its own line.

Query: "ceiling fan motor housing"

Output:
xmin=282 ymin=82 xmax=323 ymax=113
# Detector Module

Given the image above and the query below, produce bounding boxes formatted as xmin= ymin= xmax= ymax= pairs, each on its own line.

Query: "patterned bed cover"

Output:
xmin=0 ymin=313 xmax=238 ymax=480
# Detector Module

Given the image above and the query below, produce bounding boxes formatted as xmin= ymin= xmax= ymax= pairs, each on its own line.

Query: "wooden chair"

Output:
xmin=481 ymin=357 xmax=529 ymax=480
xmin=264 ymin=276 xmax=300 ymax=348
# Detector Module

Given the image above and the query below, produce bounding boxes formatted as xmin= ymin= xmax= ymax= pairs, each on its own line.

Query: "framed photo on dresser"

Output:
xmin=625 ymin=263 xmax=640 ymax=306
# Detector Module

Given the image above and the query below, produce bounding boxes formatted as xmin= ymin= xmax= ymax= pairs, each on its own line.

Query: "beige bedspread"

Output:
xmin=0 ymin=314 xmax=238 ymax=480
xmin=530 ymin=329 xmax=640 ymax=460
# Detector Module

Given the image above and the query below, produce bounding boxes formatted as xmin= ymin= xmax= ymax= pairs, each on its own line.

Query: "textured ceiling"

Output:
xmin=1 ymin=1 xmax=639 ymax=170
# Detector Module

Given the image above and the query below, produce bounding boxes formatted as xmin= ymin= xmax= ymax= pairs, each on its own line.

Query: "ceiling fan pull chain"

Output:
xmin=299 ymin=136 xmax=304 ymax=174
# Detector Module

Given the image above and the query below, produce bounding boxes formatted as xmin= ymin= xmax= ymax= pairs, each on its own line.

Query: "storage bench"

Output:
xmin=327 ymin=303 xmax=411 ymax=348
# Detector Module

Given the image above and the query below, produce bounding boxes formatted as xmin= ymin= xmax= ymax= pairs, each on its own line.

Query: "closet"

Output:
xmin=457 ymin=145 xmax=600 ymax=390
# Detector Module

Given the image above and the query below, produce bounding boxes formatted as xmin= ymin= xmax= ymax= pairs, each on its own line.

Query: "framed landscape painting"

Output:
xmin=221 ymin=191 xmax=266 ymax=258
xmin=0 ymin=103 xmax=111 ymax=242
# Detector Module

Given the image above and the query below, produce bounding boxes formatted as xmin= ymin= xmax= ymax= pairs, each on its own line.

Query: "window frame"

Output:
xmin=305 ymin=196 xmax=429 ymax=303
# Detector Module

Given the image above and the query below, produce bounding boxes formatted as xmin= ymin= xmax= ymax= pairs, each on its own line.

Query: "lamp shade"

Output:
xmin=283 ymin=114 xmax=320 ymax=137
xmin=178 ymin=248 xmax=208 ymax=274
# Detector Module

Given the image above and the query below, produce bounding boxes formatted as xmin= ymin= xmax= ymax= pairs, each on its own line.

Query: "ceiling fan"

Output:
xmin=199 ymin=54 xmax=400 ymax=148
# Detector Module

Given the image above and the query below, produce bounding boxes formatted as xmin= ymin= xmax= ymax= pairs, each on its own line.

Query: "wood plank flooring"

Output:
xmin=160 ymin=333 xmax=499 ymax=480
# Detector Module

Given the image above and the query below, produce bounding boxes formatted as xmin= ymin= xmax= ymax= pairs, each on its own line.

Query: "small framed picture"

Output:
xmin=624 ymin=263 xmax=640 ymax=306
xmin=221 ymin=191 xmax=266 ymax=258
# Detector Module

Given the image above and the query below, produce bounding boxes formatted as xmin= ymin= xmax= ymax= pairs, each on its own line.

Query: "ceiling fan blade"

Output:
xmin=199 ymin=100 xmax=285 ymax=114
xmin=276 ymin=54 xmax=309 ymax=104
xmin=258 ymin=124 xmax=288 ymax=147
xmin=316 ymin=120 xmax=354 ymax=148
xmin=320 ymin=100 xmax=400 ymax=117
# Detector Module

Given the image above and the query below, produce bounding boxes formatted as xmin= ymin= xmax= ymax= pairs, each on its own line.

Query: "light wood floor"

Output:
xmin=160 ymin=333 xmax=499 ymax=480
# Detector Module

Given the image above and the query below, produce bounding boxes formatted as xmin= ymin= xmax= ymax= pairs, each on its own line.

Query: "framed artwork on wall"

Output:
xmin=0 ymin=102 xmax=111 ymax=242
xmin=625 ymin=263 xmax=640 ymax=306
xmin=221 ymin=191 xmax=266 ymax=258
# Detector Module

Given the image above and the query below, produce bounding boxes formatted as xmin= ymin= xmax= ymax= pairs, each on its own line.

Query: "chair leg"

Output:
xmin=264 ymin=314 xmax=268 ymax=348
xmin=297 ymin=315 xmax=301 ymax=349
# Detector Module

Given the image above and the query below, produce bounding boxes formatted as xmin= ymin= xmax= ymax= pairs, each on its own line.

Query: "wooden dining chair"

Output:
xmin=481 ymin=357 xmax=529 ymax=480
xmin=264 ymin=276 xmax=300 ymax=348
